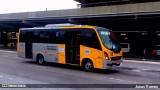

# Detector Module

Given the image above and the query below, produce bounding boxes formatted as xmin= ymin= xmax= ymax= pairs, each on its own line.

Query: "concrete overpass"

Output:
xmin=75 ymin=0 xmax=160 ymax=7
xmin=0 ymin=1 xmax=160 ymax=31
xmin=1 ymin=1 xmax=160 ymax=24
xmin=0 ymin=1 xmax=160 ymax=55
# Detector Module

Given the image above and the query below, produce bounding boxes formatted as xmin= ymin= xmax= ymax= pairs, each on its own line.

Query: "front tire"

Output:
xmin=37 ymin=55 xmax=44 ymax=65
xmin=83 ymin=61 xmax=93 ymax=71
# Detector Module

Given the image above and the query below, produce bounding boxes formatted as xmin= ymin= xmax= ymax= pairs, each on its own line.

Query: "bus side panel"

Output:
xmin=33 ymin=43 xmax=59 ymax=63
xmin=18 ymin=42 xmax=25 ymax=58
xmin=80 ymin=45 xmax=103 ymax=69
xmin=92 ymin=49 xmax=103 ymax=69
xmin=32 ymin=43 xmax=45 ymax=61
xmin=58 ymin=44 xmax=66 ymax=64
xmin=44 ymin=44 xmax=58 ymax=63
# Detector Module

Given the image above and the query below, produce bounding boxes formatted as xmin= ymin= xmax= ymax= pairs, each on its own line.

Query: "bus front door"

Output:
xmin=65 ymin=31 xmax=80 ymax=65
xmin=25 ymin=32 xmax=33 ymax=58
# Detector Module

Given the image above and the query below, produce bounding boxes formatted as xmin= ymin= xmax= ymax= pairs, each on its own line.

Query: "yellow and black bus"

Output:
xmin=17 ymin=24 xmax=123 ymax=71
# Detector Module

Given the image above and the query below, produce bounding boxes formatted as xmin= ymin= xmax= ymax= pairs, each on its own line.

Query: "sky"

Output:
xmin=0 ymin=0 xmax=79 ymax=14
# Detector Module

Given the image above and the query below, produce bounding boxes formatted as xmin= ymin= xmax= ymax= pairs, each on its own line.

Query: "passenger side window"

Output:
xmin=39 ymin=31 xmax=51 ymax=43
xmin=33 ymin=30 xmax=40 ymax=43
xmin=33 ymin=30 xmax=57 ymax=44
xmin=81 ymin=29 xmax=101 ymax=50
xmin=56 ymin=31 xmax=66 ymax=44
xmin=19 ymin=31 xmax=26 ymax=42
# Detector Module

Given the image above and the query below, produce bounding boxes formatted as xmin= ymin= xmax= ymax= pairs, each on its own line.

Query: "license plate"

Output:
xmin=116 ymin=61 xmax=120 ymax=64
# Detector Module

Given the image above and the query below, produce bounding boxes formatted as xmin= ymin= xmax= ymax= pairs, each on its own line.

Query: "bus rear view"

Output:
xmin=17 ymin=24 xmax=123 ymax=71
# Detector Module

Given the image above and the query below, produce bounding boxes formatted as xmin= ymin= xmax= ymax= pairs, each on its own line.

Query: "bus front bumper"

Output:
xmin=103 ymin=59 xmax=123 ymax=69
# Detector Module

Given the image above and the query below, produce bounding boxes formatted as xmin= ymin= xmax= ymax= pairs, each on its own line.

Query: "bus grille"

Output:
xmin=111 ymin=56 xmax=122 ymax=61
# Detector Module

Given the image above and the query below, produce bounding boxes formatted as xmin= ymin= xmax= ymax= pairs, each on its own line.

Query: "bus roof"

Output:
xmin=20 ymin=23 xmax=110 ymax=31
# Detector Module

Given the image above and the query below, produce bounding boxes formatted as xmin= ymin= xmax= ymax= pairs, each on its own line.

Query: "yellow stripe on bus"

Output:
xmin=44 ymin=52 xmax=57 ymax=55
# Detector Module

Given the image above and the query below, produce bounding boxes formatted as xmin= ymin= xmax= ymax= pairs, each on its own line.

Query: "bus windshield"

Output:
xmin=97 ymin=28 xmax=121 ymax=52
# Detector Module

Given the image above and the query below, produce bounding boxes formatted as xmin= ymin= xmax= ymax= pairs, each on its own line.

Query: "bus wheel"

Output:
xmin=83 ymin=61 xmax=93 ymax=71
xmin=37 ymin=55 xmax=44 ymax=65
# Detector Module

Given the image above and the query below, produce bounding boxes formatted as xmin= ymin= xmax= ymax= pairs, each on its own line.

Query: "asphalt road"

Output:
xmin=0 ymin=50 xmax=160 ymax=89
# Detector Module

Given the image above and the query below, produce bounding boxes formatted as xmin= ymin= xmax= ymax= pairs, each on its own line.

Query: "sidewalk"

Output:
xmin=123 ymin=52 xmax=160 ymax=61
xmin=0 ymin=47 xmax=16 ymax=51
xmin=124 ymin=57 xmax=160 ymax=63
xmin=123 ymin=55 xmax=160 ymax=62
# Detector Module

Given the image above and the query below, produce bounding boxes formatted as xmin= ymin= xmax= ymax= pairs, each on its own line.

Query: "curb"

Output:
xmin=0 ymin=50 xmax=16 ymax=53
xmin=124 ymin=58 xmax=160 ymax=62
xmin=124 ymin=59 xmax=160 ymax=65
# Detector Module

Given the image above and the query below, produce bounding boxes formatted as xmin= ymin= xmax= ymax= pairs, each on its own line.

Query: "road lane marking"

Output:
xmin=134 ymin=82 xmax=137 ymax=84
xmin=124 ymin=60 xmax=160 ymax=65
xmin=109 ymin=78 xmax=115 ymax=80
xmin=109 ymin=78 xmax=136 ymax=83
xmin=115 ymin=79 xmax=123 ymax=81
xmin=27 ymin=64 xmax=48 ymax=69
xmin=0 ymin=50 xmax=16 ymax=53
xmin=132 ymin=70 xmax=141 ymax=72
xmin=2 ymin=54 xmax=19 ymax=59
xmin=140 ymin=69 xmax=151 ymax=71
xmin=9 ymin=78 xmax=13 ymax=79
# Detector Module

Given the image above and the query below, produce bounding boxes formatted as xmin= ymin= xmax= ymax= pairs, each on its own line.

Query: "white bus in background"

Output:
xmin=120 ymin=43 xmax=130 ymax=53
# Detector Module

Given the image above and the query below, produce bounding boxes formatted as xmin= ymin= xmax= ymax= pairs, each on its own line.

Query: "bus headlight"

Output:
xmin=105 ymin=56 xmax=109 ymax=60
xmin=104 ymin=51 xmax=109 ymax=60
